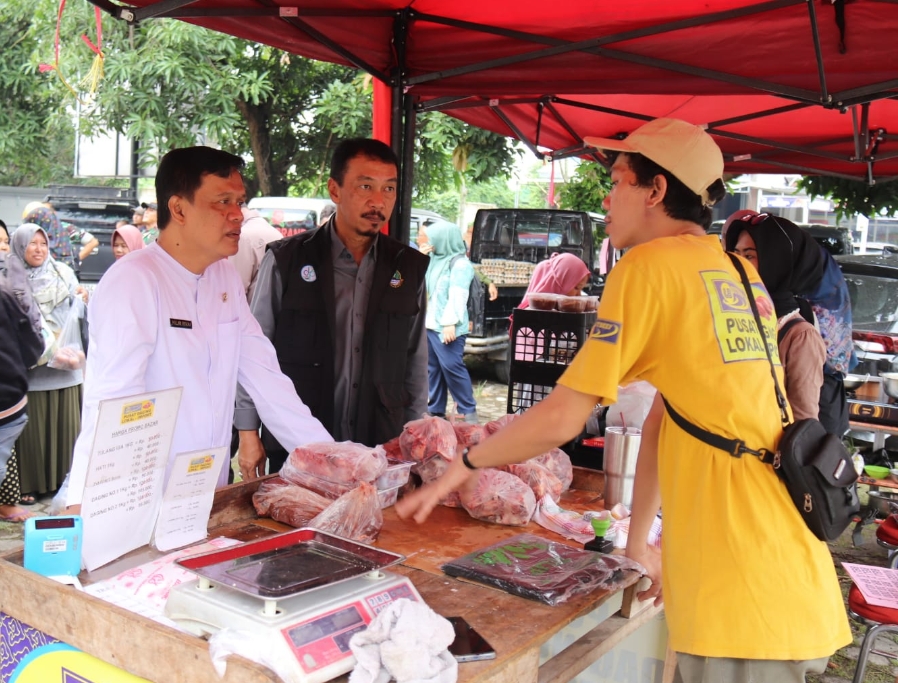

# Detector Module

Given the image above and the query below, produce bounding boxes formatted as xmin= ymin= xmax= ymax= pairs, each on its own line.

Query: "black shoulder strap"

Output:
xmin=449 ymin=254 xmax=463 ymax=269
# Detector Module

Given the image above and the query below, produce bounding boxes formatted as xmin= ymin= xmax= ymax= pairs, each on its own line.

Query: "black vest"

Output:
xmin=267 ymin=224 xmax=428 ymax=447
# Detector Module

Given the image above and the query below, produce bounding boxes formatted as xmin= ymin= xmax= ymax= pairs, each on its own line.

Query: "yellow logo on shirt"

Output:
xmin=120 ymin=399 xmax=156 ymax=424
xmin=702 ymin=270 xmax=780 ymax=364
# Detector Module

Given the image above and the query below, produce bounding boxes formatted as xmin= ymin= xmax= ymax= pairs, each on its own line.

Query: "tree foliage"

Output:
xmin=797 ymin=175 xmax=898 ymax=221
xmin=558 ymin=161 xmax=612 ymax=213
xmin=3 ymin=1 xmax=518 ymax=202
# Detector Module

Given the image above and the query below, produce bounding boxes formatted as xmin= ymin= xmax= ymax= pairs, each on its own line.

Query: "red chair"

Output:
xmin=876 ymin=514 xmax=898 ymax=569
xmin=848 ymin=584 xmax=898 ymax=682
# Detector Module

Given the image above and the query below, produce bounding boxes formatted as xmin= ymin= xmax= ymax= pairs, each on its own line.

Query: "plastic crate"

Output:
xmin=507 ymin=308 xmax=597 ymax=414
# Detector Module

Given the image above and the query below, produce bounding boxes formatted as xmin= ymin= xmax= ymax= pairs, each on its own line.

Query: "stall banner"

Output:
xmin=1 ymin=612 xmax=147 ymax=683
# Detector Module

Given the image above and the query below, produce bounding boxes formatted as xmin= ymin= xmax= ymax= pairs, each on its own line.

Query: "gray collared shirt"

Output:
xmin=235 ymin=225 xmax=429 ymax=441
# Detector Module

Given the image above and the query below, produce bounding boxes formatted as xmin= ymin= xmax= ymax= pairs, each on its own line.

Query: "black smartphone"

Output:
xmin=447 ymin=616 xmax=496 ymax=662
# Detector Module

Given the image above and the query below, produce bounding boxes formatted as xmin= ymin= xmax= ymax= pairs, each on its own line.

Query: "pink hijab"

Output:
xmin=519 ymin=253 xmax=590 ymax=308
xmin=112 ymin=225 xmax=145 ymax=256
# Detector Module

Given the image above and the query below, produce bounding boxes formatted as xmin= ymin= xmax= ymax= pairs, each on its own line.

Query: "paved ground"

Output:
xmin=1 ymin=362 xmax=896 ymax=681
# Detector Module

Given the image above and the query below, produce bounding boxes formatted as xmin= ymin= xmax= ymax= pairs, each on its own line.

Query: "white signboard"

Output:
xmin=80 ymin=388 xmax=182 ymax=571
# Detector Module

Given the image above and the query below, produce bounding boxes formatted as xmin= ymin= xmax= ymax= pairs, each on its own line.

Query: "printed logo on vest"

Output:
xmin=301 ymin=265 xmax=317 ymax=283
xmin=589 ymin=319 xmax=621 ymax=344
xmin=390 ymin=270 xmax=403 ymax=288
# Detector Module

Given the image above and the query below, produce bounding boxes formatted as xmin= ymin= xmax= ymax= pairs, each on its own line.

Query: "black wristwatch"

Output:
xmin=461 ymin=447 xmax=478 ymax=470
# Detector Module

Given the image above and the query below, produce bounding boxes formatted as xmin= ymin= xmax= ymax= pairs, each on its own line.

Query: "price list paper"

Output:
xmin=153 ymin=446 xmax=227 ymax=552
xmin=81 ymin=388 xmax=183 ymax=571
xmin=843 ymin=562 xmax=898 ymax=609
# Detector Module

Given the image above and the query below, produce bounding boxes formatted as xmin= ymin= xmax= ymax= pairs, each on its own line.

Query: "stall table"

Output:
xmin=0 ymin=468 xmax=667 ymax=683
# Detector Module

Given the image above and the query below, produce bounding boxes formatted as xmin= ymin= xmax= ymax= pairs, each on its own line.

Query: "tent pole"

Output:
xmin=805 ymin=0 xmax=830 ymax=104
xmin=398 ymin=94 xmax=417 ymax=247
xmin=390 ymin=9 xmax=411 ymax=241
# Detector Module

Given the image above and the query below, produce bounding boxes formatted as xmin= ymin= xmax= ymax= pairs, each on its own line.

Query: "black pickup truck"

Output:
xmin=46 ymin=185 xmax=137 ymax=286
xmin=466 ymin=208 xmax=606 ymax=381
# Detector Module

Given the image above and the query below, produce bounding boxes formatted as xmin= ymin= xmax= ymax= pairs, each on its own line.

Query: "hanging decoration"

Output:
xmin=39 ymin=0 xmax=105 ymax=103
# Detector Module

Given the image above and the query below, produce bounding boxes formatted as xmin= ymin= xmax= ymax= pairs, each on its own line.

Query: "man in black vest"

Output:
xmin=235 ymin=139 xmax=429 ymax=479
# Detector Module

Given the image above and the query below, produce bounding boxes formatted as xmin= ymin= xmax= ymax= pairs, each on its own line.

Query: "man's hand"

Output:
xmin=488 ymin=283 xmax=498 ymax=301
xmin=442 ymin=325 xmax=456 ymax=343
xmin=75 ymin=286 xmax=89 ymax=304
xmin=626 ymin=544 xmax=663 ymax=606
xmin=238 ymin=430 xmax=268 ymax=481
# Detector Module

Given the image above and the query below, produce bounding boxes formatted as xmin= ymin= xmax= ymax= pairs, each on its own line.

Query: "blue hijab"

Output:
xmin=424 ymin=220 xmax=467 ymax=295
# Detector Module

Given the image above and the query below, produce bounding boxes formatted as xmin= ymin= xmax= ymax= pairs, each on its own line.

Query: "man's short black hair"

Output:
xmin=329 ymin=138 xmax=399 ymax=186
xmin=156 ymin=146 xmax=245 ymax=229
xmin=607 ymin=151 xmax=727 ymax=230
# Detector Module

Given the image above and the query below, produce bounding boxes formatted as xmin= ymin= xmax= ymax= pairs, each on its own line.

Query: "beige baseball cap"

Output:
xmin=584 ymin=118 xmax=724 ymax=206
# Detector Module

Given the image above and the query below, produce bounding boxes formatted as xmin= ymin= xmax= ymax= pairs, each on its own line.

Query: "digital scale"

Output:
xmin=165 ymin=528 xmax=422 ymax=683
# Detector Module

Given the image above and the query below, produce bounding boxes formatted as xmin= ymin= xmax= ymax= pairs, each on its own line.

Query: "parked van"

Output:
xmin=247 ymin=197 xmax=333 ymax=237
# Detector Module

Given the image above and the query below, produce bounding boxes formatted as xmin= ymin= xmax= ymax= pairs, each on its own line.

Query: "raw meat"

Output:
xmin=381 ymin=436 xmax=407 ymax=462
xmin=252 ymin=477 xmax=331 ymax=527
xmin=533 ymin=448 xmax=573 ymax=492
xmin=399 ymin=416 xmax=458 ymax=463
xmin=483 ymin=414 xmax=519 ymax=435
xmin=507 ymin=462 xmax=563 ymax=502
xmin=308 ymin=482 xmax=383 ymax=544
xmin=459 ymin=469 xmax=536 ymax=526
xmin=281 ymin=441 xmax=388 ymax=491
xmin=452 ymin=422 xmax=485 ymax=448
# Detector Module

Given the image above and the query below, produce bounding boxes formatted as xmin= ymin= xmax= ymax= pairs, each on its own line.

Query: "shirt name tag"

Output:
xmin=170 ymin=318 xmax=193 ymax=329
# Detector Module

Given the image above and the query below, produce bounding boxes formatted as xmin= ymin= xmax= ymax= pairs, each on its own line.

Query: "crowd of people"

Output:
xmin=0 ymin=121 xmax=859 ymax=681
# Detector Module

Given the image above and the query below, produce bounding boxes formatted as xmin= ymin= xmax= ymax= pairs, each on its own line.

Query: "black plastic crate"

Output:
xmin=507 ymin=308 xmax=597 ymax=413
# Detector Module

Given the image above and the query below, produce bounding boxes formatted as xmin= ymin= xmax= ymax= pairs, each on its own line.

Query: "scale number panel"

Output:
xmin=282 ymin=601 xmax=369 ymax=673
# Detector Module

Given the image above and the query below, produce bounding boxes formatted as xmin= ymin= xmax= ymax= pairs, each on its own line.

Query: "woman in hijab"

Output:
xmin=518 ymin=252 xmax=590 ymax=309
xmin=23 ymin=206 xmax=77 ymax=274
xmin=725 ymin=212 xmax=853 ymax=434
xmin=422 ymin=220 xmax=479 ymax=422
xmin=10 ymin=223 xmax=86 ymax=503
xmin=111 ymin=224 xmax=145 ymax=260
xmin=726 ymin=215 xmax=827 ymax=422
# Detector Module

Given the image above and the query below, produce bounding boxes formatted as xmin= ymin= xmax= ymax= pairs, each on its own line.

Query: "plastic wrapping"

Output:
xmin=399 ymin=416 xmax=458 ymax=464
xmin=442 ymin=533 xmax=645 ymax=606
xmin=47 ymin=296 xmax=86 ymax=370
xmin=280 ymin=441 xmax=388 ymax=494
xmin=531 ymin=449 xmax=573 ymax=492
xmin=308 ymin=482 xmax=383 ymax=544
xmin=605 ymin=381 xmax=657 ymax=431
xmin=376 ymin=460 xmax=413 ymax=489
xmin=459 ymin=469 xmax=536 ymax=526
xmin=252 ymin=477 xmax=330 ymax=527
xmin=452 ymin=421 xmax=485 ymax=447
xmin=483 ymin=414 xmax=519 ymax=436
xmin=506 ymin=462 xmax=563 ymax=502
xmin=532 ymin=495 xmax=613 ymax=544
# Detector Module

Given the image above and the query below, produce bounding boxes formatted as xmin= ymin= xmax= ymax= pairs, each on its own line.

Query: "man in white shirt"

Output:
xmin=64 ymin=146 xmax=333 ymax=509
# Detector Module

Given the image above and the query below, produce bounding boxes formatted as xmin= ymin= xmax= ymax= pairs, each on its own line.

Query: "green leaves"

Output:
xmin=797 ymin=175 xmax=898 ymax=221
xmin=558 ymin=161 xmax=611 ymax=214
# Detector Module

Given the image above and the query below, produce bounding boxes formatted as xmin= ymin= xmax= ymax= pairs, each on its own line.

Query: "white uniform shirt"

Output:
xmin=66 ymin=243 xmax=333 ymax=506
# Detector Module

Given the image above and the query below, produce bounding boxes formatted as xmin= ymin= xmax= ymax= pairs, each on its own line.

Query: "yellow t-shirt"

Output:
xmin=558 ymin=234 xmax=851 ymax=660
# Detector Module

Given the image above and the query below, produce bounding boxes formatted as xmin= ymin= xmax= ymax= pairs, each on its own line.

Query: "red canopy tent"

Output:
xmin=87 ymin=0 xmax=898 ymax=231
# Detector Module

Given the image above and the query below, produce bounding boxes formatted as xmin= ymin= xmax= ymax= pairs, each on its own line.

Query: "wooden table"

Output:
xmin=0 ymin=468 xmax=665 ymax=683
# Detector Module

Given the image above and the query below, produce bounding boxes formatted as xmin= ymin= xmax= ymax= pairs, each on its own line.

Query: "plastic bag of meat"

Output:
xmin=381 ymin=436 xmax=408 ymax=462
xmin=459 ymin=469 xmax=536 ymax=526
xmin=309 ymin=482 xmax=383 ymax=544
xmin=252 ymin=477 xmax=331 ymax=527
xmin=533 ymin=448 xmax=573 ymax=492
xmin=483 ymin=414 xmax=519 ymax=436
xmin=399 ymin=416 xmax=458 ymax=464
xmin=506 ymin=462 xmax=563 ymax=502
xmin=452 ymin=422 xmax=485 ymax=448
xmin=281 ymin=441 xmax=388 ymax=493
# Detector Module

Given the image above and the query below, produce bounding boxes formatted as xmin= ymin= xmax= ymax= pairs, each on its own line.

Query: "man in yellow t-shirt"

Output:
xmin=397 ymin=118 xmax=850 ymax=682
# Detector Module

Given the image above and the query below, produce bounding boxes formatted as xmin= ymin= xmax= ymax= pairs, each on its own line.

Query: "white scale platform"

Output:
xmin=164 ymin=528 xmax=422 ymax=683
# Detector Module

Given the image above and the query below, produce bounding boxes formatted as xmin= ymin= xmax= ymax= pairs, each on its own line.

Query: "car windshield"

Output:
xmin=255 ymin=208 xmax=316 ymax=234
xmin=844 ymin=271 xmax=898 ymax=332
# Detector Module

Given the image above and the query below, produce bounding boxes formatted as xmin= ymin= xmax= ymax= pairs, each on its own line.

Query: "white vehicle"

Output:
xmin=246 ymin=197 xmax=333 ymax=237
xmin=853 ymin=241 xmax=898 ymax=255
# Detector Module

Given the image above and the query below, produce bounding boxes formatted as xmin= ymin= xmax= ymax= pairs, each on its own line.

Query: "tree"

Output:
xmin=797 ymin=176 xmax=898 ymax=221
xmin=0 ymin=3 xmax=76 ymax=186
xmin=558 ymin=161 xmax=612 ymax=214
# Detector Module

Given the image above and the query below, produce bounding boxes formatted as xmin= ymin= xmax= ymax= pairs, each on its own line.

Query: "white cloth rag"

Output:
xmin=349 ymin=598 xmax=458 ymax=683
